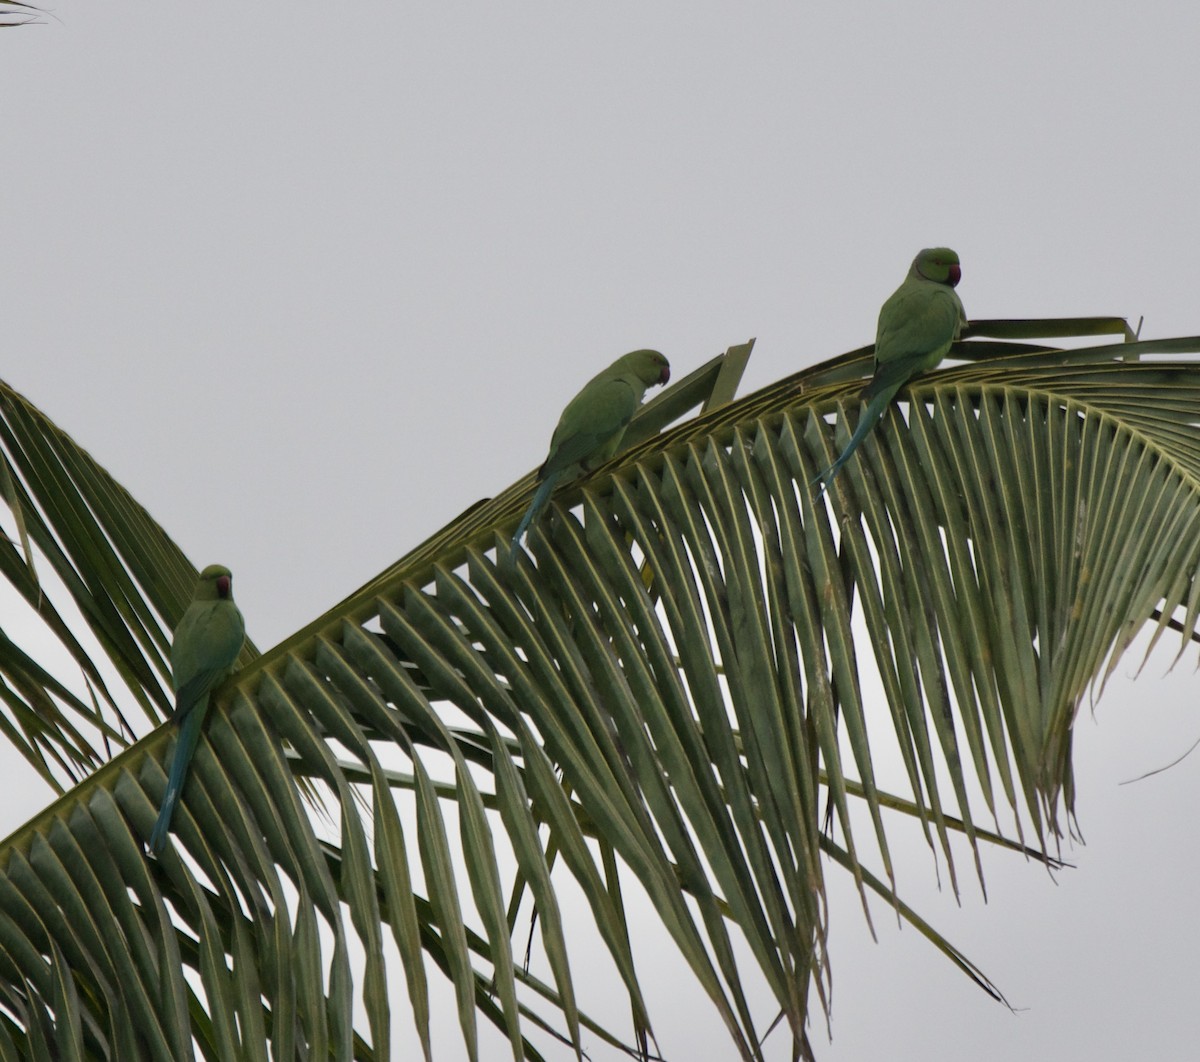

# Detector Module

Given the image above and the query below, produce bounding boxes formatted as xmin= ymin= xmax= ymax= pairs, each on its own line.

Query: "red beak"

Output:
xmin=216 ymin=575 xmax=231 ymax=598
xmin=659 ymin=365 xmax=671 ymax=385
xmin=948 ymin=263 xmax=962 ymax=287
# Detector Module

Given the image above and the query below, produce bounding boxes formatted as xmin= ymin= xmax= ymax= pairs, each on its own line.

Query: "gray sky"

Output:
xmin=3 ymin=3 xmax=1200 ymax=1058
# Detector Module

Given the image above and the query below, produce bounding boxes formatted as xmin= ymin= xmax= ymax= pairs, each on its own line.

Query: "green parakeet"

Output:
xmin=512 ymin=348 xmax=671 ymax=548
xmin=149 ymin=564 xmax=246 ymax=855
xmin=817 ymin=247 xmax=966 ymax=489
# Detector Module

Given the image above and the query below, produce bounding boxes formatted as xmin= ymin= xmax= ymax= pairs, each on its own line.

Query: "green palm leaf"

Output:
xmin=0 ymin=324 xmax=1195 ymax=1059
xmin=0 ymin=2 xmax=39 ymax=27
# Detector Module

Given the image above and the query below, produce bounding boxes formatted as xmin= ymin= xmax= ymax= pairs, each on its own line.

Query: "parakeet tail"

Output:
xmin=814 ymin=385 xmax=899 ymax=492
xmin=149 ymin=701 xmax=209 ymax=855
xmin=510 ymin=473 xmax=560 ymax=551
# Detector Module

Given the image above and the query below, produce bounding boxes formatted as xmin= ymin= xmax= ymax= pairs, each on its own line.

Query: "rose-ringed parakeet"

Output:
xmin=149 ymin=564 xmax=246 ymax=855
xmin=511 ymin=348 xmax=671 ymax=549
xmin=817 ymin=247 xmax=966 ymax=489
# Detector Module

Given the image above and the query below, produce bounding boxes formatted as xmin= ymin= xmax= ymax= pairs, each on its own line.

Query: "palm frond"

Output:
xmin=0 ymin=2 xmax=40 ymax=27
xmin=1 ymin=326 xmax=1198 ymax=1058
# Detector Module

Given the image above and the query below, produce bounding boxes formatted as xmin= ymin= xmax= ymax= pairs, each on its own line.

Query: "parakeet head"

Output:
xmin=195 ymin=564 xmax=234 ymax=601
xmin=621 ymin=349 xmax=671 ymax=387
xmin=911 ymin=248 xmax=961 ymax=287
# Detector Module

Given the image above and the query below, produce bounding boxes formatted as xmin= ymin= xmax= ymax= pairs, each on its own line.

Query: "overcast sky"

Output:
xmin=2 ymin=3 xmax=1200 ymax=1059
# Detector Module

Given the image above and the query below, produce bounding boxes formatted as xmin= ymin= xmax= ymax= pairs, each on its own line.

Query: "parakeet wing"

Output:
xmin=171 ymin=601 xmax=245 ymax=719
xmin=541 ymin=376 xmax=640 ymax=477
xmin=875 ymin=284 xmax=964 ymax=369
xmin=172 ymin=666 xmax=234 ymax=722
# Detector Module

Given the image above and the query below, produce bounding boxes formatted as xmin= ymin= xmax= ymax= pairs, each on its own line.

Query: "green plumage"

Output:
xmin=818 ymin=247 xmax=967 ymax=489
xmin=512 ymin=348 xmax=670 ymax=547
xmin=149 ymin=564 xmax=246 ymax=855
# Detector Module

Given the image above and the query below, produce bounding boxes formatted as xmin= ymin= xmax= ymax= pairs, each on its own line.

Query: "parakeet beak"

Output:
xmin=948 ymin=263 xmax=962 ymax=287
xmin=216 ymin=575 xmax=231 ymax=598
xmin=659 ymin=365 xmax=671 ymax=385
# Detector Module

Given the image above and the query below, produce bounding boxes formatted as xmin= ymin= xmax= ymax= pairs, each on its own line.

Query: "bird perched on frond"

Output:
xmin=817 ymin=247 xmax=966 ymax=489
xmin=512 ymin=348 xmax=671 ymax=549
xmin=149 ymin=564 xmax=245 ymax=855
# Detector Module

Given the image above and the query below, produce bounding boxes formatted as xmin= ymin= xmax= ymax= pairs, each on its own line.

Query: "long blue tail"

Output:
xmin=510 ymin=473 xmax=560 ymax=551
xmin=149 ymin=700 xmax=209 ymax=855
xmin=814 ymin=385 xmax=898 ymax=492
